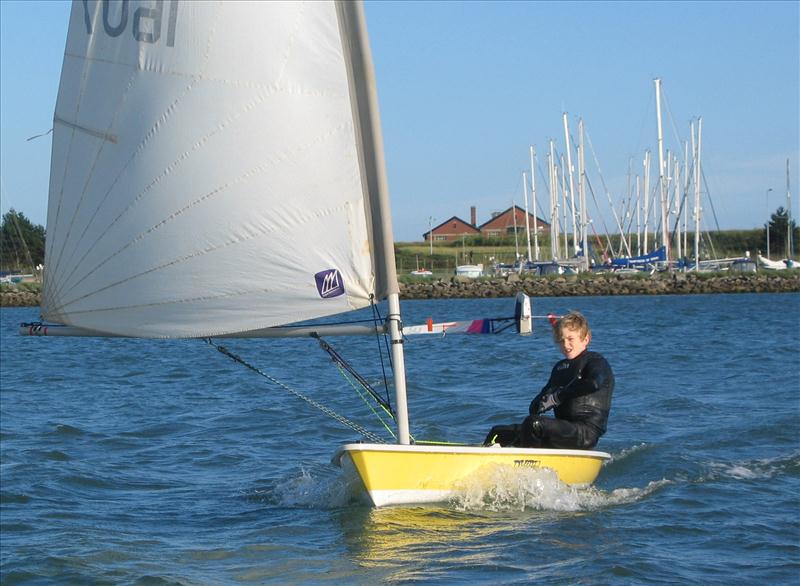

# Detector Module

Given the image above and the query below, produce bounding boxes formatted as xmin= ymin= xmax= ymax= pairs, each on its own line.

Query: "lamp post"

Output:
xmin=766 ymin=188 xmax=773 ymax=259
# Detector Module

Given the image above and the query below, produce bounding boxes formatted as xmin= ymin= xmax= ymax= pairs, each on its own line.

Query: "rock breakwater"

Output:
xmin=399 ymin=271 xmax=800 ymax=299
xmin=1 ymin=288 xmax=40 ymax=308
xmin=2 ymin=272 xmax=798 ymax=308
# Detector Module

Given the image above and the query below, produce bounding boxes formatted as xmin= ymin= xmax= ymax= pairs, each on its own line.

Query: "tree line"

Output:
xmin=0 ymin=209 xmax=45 ymax=272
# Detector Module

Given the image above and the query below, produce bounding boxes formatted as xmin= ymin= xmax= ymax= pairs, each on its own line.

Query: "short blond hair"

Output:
xmin=553 ymin=311 xmax=591 ymax=343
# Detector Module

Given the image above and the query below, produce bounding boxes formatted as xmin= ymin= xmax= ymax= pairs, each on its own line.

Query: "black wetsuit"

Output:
xmin=484 ymin=350 xmax=614 ymax=450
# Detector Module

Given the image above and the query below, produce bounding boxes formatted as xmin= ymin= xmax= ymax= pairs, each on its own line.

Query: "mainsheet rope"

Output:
xmin=204 ymin=338 xmax=387 ymax=444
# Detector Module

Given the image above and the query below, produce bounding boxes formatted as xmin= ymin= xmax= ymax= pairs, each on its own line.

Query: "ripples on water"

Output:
xmin=1 ymin=293 xmax=799 ymax=584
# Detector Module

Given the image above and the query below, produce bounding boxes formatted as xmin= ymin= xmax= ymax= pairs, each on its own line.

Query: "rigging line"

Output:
xmin=332 ymin=362 xmax=397 ymax=441
xmin=3 ymin=215 xmax=23 ymax=269
xmin=699 ymin=211 xmax=720 ymax=260
xmin=204 ymin=338 xmax=386 ymax=444
xmin=700 ymin=230 xmax=719 ymax=262
xmin=369 ymin=298 xmax=393 ymax=411
xmin=631 ymin=86 xmax=655 ymax=160
xmin=8 ymin=212 xmax=34 ymax=270
xmin=669 ymin=186 xmax=691 ymax=244
xmin=659 ymin=86 xmax=686 ymax=155
xmin=534 ymin=156 xmax=555 ymax=222
xmin=583 ymin=176 xmax=617 ymax=256
xmin=584 ymin=128 xmax=631 ymax=256
xmin=314 ymin=336 xmax=394 ymax=416
xmin=701 ymin=167 xmax=721 ymax=232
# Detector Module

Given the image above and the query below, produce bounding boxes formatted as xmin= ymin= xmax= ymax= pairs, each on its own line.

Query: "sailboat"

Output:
xmin=21 ymin=1 xmax=609 ymax=507
xmin=756 ymin=254 xmax=793 ymax=271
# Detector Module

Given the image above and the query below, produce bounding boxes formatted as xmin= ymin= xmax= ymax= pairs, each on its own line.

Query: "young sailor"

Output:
xmin=484 ymin=311 xmax=614 ymax=449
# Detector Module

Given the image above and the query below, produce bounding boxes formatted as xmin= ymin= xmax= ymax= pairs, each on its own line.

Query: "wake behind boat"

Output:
xmin=20 ymin=0 xmax=609 ymax=507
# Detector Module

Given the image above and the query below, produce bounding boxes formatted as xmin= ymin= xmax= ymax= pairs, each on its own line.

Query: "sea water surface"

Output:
xmin=1 ymin=293 xmax=799 ymax=584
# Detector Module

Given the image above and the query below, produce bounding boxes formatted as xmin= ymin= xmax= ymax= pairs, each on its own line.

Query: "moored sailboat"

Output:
xmin=21 ymin=0 xmax=608 ymax=507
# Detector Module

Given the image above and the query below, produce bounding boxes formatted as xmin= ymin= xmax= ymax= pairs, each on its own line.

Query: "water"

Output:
xmin=2 ymin=293 xmax=799 ymax=584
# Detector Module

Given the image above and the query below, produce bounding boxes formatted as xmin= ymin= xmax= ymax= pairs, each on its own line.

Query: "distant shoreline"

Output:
xmin=2 ymin=272 xmax=798 ymax=309
xmin=397 ymin=271 xmax=800 ymax=299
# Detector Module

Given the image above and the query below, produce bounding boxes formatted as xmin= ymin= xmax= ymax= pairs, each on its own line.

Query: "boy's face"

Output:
xmin=558 ymin=326 xmax=590 ymax=359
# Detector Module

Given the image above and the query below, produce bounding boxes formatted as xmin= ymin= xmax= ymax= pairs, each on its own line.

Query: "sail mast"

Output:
xmin=578 ymin=118 xmax=589 ymax=271
xmin=549 ymin=140 xmax=559 ymax=260
xmin=337 ymin=1 xmax=409 ymax=444
xmin=563 ymin=113 xmax=578 ymax=256
xmin=673 ymin=156 xmax=681 ymax=261
xmin=530 ymin=146 xmax=540 ymax=261
xmin=635 ymin=173 xmax=641 ymax=256
xmin=682 ymin=139 xmax=690 ymax=256
xmin=643 ymin=150 xmax=651 ymax=254
xmin=787 ymin=158 xmax=794 ymax=260
xmin=654 ymin=78 xmax=669 ymax=264
xmin=523 ymin=172 xmax=533 ymax=263
xmin=694 ymin=119 xmax=702 ymax=270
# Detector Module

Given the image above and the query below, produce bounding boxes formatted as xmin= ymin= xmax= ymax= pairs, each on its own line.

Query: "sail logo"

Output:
xmin=315 ymin=269 xmax=345 ymax=299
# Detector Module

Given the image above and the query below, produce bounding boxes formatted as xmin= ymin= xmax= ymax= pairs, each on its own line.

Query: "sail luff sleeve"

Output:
xmin=336 ymin=0 xmax=399 ymax=300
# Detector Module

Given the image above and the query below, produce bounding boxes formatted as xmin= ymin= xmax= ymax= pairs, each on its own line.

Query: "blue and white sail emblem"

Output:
xmin=315 ymin=269 xmax=345 ymax=299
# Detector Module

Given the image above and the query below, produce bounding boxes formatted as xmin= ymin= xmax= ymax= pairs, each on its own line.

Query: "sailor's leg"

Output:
xmin=518 ymin=416 xmax=545 ymax=447
xmin=529 ymin=417 xmax=599 ymax=450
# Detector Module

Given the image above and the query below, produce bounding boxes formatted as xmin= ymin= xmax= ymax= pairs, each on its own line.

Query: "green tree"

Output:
xmin=766 ymin=207 xmax=799 ymax=258
xmin=0 ymin=209 xmax=45 ymax=271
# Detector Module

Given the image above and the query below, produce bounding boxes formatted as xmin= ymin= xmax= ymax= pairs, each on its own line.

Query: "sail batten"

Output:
xmin=43 ymin=1 xmax=393 ymax=338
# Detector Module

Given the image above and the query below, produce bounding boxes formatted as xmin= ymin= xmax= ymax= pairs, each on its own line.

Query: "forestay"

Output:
xmin=42 ymin=1 xmax=396 ymax=338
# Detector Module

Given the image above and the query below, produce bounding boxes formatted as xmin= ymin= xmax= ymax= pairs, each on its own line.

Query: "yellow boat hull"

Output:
xmin=332 ymin=443 xmax=610 ymax=507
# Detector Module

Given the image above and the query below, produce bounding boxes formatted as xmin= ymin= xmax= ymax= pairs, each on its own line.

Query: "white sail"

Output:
xmin=42 ymin=0 xmax=396 ymax=338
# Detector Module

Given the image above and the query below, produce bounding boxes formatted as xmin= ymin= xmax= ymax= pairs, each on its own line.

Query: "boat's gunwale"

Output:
xmin=331 ymin=442 xmax=611 ymax=466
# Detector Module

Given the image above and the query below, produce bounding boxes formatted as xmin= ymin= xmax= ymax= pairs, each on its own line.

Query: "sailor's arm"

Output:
xmin=557 ymin=357 xmax=612 ymax=402
xmin=529 ymin=368 xmax=559 ymax=415
xmin=532 ymin=356 xmax=612 ymax=414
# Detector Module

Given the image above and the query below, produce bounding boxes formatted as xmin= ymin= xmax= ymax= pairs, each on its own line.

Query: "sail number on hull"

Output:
xmin=81 ymin=0 xmax=179 ymax=47
xmin=514 ymin=459 xmax=542 ymax=468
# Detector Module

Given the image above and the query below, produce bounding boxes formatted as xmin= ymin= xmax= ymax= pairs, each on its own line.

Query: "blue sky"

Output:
xmin=1 ymin=0 xmax=798 ymax=242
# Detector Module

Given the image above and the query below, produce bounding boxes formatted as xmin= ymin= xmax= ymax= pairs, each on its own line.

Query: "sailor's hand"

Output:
xmin=535 ymin=388 xmax=562 ymax=414
xmin=529 ymin=394 xmax=543 ymax=416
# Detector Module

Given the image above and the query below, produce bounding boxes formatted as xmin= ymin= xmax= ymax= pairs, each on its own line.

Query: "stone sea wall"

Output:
xmin=0 ymin=287 xmax=41 ymax=308
xmin=398 ymin=271 xmax=800 ymax=299
xmin=2 ymin=272 xmax=799 ymax=308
